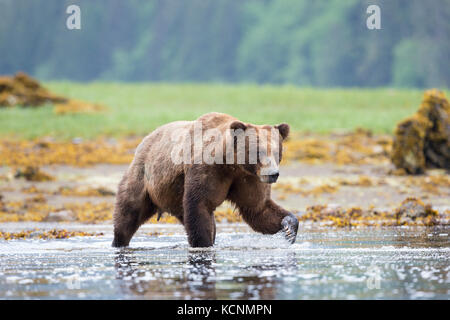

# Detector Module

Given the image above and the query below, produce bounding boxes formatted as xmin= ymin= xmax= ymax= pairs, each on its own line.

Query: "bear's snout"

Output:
xmin=260 ymin=172 xmax=279 ymax=184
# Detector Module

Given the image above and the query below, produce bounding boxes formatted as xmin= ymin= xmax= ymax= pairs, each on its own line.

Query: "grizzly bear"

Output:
xmin=112 ymin=112 xmax=299 ymax=248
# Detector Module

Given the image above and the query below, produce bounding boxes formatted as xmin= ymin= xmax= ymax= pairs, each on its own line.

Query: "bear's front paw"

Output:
xmin=112 ymin=232 xmax=129 ymax=248
xmin=281 ymin=213 xmax=299 ymax=244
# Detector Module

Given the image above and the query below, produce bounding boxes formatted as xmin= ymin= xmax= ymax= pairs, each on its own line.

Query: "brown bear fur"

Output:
xmin=112 ymin=112 xmax=298 ymax=248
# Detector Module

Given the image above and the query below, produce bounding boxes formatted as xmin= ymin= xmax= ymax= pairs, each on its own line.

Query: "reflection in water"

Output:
xmin=115 ymin=250 xmax=218 ymax=299
xmin=231 ymin=252 xmax=298 ymax=299
xmin=186 ymin=252 xmax=217 ymax=299
xmin=393 ymin=226 xmax=448 ymax=248
xmin=114 ymin=249 xmax=298 ymax=299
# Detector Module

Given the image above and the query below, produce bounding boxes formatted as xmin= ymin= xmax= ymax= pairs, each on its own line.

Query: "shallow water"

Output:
xmin=0 ymin=223 xmax=448 ymax=299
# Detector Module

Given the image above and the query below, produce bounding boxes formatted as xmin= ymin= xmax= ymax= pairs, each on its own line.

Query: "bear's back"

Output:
xmin=197 ymin=112 xmax=237 ymax=131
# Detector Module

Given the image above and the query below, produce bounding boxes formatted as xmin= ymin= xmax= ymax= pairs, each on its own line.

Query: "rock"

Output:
xmin=391 ymin=89 xmax=450 ymax=174
xmin=395 ymin=197 xmax=437 ymax=222
xmin=45 ymin=210 xmax=75 ymax=222
xmin=14 ymin=166 xmax=54 ymax=182
xmin=96 ymin=187 xmax=116 ymax=196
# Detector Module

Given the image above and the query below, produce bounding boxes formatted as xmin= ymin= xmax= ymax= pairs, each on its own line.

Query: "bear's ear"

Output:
xmin=230 ymin=121 xmax=247 ymax=131
xmin=276 ymin=123 xmax=290 ymax=140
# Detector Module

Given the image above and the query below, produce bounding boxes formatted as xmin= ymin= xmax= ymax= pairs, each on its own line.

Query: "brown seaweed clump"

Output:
xmin=295 ymin=197 xmax=445 ymax=228
xmin=0 ymin=72 xmax=67 ymax=106
xmin=394 ymin=197 xmax=437 ymax=225
xmin=14 ymin=166 xmax=54 ymax=182
xmin=54 ymin=99 xmax=106 ymax=115
xmin=284 ymin=130 xmax=392 ymax=165
xmin=0 ymin=138 xmax=137 ymax=167
xmin=0 ymin=72 xmax=106 ymax=114
xmin=391 ymin=89 xmax=450 ymax=174
xmin=0 ymin=229 xmax=104 ymax=240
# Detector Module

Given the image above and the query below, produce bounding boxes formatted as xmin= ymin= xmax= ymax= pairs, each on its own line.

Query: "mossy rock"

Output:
xmin=391 ymin=89 xmax=450 ymax=174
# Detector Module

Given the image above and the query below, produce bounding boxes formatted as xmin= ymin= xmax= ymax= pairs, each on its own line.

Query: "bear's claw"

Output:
xmin=281 ymin=214 xmax=299 ymax=244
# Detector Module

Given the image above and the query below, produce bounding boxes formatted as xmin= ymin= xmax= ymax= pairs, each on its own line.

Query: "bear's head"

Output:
xmin=228 ymin=121 xmax=290 ymax=184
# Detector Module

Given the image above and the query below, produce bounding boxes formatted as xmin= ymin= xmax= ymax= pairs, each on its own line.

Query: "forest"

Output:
xmin=1 ymin=0 xmax=449 ymax=87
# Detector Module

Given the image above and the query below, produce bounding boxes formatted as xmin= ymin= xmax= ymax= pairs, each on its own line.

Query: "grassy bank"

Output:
xmin=0 ymin=82 xmax=438 ymax=139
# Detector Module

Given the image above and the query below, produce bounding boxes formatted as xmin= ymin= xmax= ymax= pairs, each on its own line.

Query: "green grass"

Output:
xmin=0 ymin=82 xmax=442 ymax=139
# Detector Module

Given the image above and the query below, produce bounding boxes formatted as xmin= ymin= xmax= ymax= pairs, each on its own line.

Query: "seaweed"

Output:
xmin=0 ymin=72 xmax=67 ymax=106
xmin=0 ymin=72 xmax=106 ymax=114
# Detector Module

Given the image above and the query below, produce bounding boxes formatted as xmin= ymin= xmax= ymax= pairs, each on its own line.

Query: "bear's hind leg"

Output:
xmin=112 ymin=177 xmax=156 ymax=247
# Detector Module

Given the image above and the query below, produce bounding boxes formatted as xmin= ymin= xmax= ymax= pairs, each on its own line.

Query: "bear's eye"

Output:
xmin=257 ymin=152 xmax=265 ymax=164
